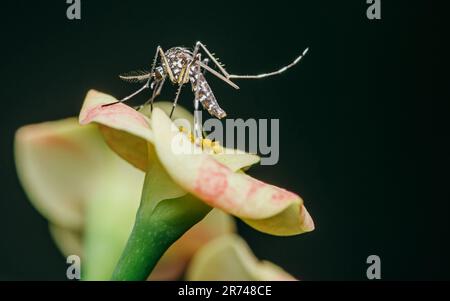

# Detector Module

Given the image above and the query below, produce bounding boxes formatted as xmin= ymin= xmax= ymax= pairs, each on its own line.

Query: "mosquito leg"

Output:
xmin=149 ymin=46 xmax=160 ymax=74
xmin=195 ymin=42 xmax=308 ymax=81
xmin=102 ymin=78 xmax=151 ymax=107
xmin=169 ymin=83 xmax=184 ymax=118
xmin=106 ymin=46 xmax=165 ymax=108
xmin=148 ymin=82 xmax=161 ymax=112
xmin=144 ymin=77 xmax=166 ymax=111
xmin=194 ymin=41 xmax=230 ymax=77
xmin=134 ymin=77 xmax=166 ymax=111
xmin=202 ymin=58 xmax=209 ymax=75
xmin=157 ymin=46 xmax=175 ymax=83
xmin=228 ymin=47 xmax=309 ymax=79
xmin=150 ymin=77 xmax=165 ymax=111
xmin=191 ymin=41 xmax=239 ymax=89
xmin=189 ymin=49 xmax=208 ymax=75
xmin=193 ymin=98 xmax=203 ymax=145
xmin=197 ymin=61 xmax=239 ymax=89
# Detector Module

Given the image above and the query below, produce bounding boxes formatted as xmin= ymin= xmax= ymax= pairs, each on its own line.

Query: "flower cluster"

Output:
xmin=15 ymin=90 xmax=314 ymax=280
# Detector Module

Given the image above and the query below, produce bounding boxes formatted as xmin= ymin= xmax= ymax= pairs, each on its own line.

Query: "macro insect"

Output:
xmin=104 ymin=41 xmax=308 ymax=139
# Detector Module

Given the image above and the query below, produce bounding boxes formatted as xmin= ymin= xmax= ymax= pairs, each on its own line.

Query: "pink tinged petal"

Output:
xmin=151 ymin=108 xmax=315 ymax=236
xmin=79 ymin=90 xmax=152 ymax=141
xmin=79 ymin=90 xmax=154 ymax=171
xmin=194 ymin=159 xmax=229 ymax=202
xmin=79 ymin=90 xmax=260 ymax=172
xmin=80 ymin=100 xmax=149 ymax=129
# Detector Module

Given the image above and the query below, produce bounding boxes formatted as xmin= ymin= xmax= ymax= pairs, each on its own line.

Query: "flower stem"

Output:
xmin=111 ymin=147 xmax=211 ymax=280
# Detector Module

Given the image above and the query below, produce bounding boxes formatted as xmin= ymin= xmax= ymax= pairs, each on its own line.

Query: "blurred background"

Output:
xmin=0 ymin=0 xmax=446 ymax=280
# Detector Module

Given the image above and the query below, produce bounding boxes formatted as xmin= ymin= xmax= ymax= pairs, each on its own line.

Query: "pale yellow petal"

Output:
xmin=49 ymin=224 xmax=83 ymax=258
xmin=151 ymin=108 xmax=314 ymax=236
xmin=186 ymin=234 xmax=296 ymax=281
xmin=15 ymin=118 xmax=106 ymax=229
xmin=79 ymin=90 xmax=259 ymax=172
xmin=15 ymin=117 xmax=145 ymax=280
xmin=79 ymin=90 xmax=153 ymax=143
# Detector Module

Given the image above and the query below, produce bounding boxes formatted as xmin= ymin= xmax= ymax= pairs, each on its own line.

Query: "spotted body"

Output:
xmin=116 ymin=41 xmax=309 ymax=125
xmin=162 ymin=47 xmax=226 ymax=118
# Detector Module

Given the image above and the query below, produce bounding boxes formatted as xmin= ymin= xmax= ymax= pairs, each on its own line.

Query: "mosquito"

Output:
xmin=104 ymin=41 xmax=308 ymax=139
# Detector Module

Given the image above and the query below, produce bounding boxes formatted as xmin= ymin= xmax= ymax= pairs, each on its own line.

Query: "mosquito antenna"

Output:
xmin=119 ymin=70 xmax=153 ymax=83
xmin=228 ymin=48 xmax=309 ymax=80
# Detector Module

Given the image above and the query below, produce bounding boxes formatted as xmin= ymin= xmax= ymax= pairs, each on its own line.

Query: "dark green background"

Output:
xmin=0 ymin=0 xmax=446 ymax=280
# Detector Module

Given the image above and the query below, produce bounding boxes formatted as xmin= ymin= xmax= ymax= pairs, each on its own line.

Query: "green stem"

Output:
xmin=111 ymin=148 xmax=211 ymax=280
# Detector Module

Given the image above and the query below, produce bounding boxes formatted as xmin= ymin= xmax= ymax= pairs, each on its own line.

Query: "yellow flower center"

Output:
xmin=179 ymin=126 xmax=223 ymax=154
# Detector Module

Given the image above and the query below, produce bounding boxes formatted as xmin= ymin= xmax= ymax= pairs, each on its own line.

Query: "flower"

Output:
xmin=15 ymin=118 xmax=142 ymax=280
xmin=150 ymin=212 xmax=297 ymax=281
xmin=14 ymin=111 xmax=297 ymax=280
xmin=79 ymin=90 xmax=315 ymax=236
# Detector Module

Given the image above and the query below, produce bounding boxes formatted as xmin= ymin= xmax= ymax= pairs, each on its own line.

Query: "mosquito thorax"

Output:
xmin=163 ymin=47 xmax=195 ymax=83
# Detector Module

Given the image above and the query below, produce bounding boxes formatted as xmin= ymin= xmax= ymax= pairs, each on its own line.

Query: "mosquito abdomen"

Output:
xmin=190 ymin=71 xmax=227 ymax=119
